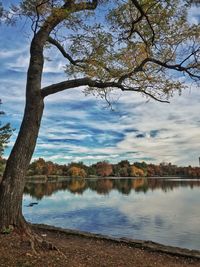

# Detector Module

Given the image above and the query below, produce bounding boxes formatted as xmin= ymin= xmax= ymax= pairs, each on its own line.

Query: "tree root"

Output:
xmin=14 ymin=224 xmax=67 ymax=259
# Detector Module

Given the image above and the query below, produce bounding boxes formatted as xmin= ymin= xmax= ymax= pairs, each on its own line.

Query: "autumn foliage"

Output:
xmin=67 ymin=166 xmax=87 ymax=178
xmin=13 ymin=158 xmax=200 ymax=179
xmin=95 ymin=161 xmax=113 ymax=177
xmin=130 ymin=166 xmax=145 ymax=177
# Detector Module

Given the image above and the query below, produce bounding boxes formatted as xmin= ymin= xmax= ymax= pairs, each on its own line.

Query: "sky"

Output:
xmin=0 ymin=1 xmax=200 ymax=166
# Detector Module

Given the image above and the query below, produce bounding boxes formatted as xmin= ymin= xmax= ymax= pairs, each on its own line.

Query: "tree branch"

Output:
xmin=144 ymin=58 xmax=200 ymax=79
xmin=118 ymin=55 xmax=200 ymax=83
xmin=34 ymin=0 xmax=50 ymax=34
xmin=47 ymin=36 xmax=78 ymax=65
xmin=122 ymin=87 xmax=169 ymax=103
xmin=130 ymin=0 xmax=155 ymax=43
xmin=41 ymin=77 xmax=169 ymax=103
xmin=38 ymin=0 xmax=99 ymax=38
xmin=41 ymin=78 xmax=123 ymax=97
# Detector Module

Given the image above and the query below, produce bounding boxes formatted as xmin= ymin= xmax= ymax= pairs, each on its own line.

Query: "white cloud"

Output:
xmin=0 ymin=49 xmax=25 ymax=59
xmin=6 ymin=55 xmax=29 ymax=71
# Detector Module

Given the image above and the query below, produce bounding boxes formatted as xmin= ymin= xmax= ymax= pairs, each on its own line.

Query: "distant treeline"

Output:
xmin=22 ymin=158 xmax=200 ymax=178
xmin=1 ymin=157 xmax=200 ymax=178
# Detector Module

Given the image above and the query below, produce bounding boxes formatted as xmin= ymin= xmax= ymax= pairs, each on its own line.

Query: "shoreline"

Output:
xmin=33 ymin=224 xmax=200 ymax=259
xmin=1 ymin=175 xmax=200 ymax=184
xmin=1 ymin=223 xmax=200 ymax=267
xmin=25 ymin=175 xmax=200 ymax=182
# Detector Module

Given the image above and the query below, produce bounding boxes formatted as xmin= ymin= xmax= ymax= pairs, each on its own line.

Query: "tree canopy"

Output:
xmin=2 ymin=0 xmax=200 ymax=103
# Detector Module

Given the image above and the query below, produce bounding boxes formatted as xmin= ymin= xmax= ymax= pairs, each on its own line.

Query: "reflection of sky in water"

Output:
xmin=23 ymin=181 xmax=200 ymax=250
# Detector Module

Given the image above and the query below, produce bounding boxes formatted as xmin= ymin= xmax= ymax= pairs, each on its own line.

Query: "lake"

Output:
xmin=23 ymin=177 xmax=200 ymax=250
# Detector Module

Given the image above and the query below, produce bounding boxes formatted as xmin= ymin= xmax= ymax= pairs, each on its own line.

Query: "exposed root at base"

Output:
xmin=14 ymin=224 xmax=67 ymax=259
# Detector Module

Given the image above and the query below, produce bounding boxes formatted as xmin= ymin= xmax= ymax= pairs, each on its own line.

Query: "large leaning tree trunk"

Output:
xmin=0 ymin=0 xmax=199 ymax=234
xmin=0 ymin=0 xmax=99 ymax=233
xmin=0 ymin=5 xmax=72 ymax=231
xmin=0 ymin=32 xmax=45 ymax=231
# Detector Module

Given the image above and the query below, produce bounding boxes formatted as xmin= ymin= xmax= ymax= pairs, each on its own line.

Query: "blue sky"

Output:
xmin=0 ymin=1 xmax=200 ymax=166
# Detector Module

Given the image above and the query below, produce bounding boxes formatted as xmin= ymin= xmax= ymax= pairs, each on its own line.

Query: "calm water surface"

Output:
xmin=23 ymin=177 xmax=200 ymax=250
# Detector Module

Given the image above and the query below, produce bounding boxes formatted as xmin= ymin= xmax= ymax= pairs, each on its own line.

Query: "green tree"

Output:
xmin=0 ymin=0 xmax=199 ymax=243
xmin=0 ymin=100 xmax=12 ymax=157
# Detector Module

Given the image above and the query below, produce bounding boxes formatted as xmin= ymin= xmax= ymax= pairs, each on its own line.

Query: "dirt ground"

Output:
xmin=0 ymin=226 xmax=200 ymax=267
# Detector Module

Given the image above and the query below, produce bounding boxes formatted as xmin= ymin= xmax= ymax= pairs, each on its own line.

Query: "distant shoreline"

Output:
xmin=1 ymin=175 xmax=200 ymax=184
xmin=25 ymin=175 xmax=200 ymax=181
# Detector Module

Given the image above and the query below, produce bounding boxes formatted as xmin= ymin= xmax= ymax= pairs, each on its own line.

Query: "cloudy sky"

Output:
xmin=0 ymin=1 xmax=200 ymax=166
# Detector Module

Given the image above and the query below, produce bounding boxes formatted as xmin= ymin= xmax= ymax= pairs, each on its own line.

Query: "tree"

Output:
xmin=28 ymin=157 xmax=46 ymax=175
xmin=0 ymin=100 xmax=12 ymax=157
xmin=130 ymin=165 xmax=145 ymax=177
xmin=0 ymin=0 xmax=200 ymax=243
xmin=96 ymin=161 xmax=113 ymax=177
xmin=117 ymin=160 xmax=131 ymax=177
xmin=28 ymin=158 xmax=63 ymax=175
xmin=67 ymin=166 xmax=87 ymax=178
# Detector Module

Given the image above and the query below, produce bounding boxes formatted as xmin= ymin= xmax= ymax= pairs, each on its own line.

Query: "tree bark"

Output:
xmin=0 ymin=34 xmax=45 ymax=231
xmin=0 ymin=97 xmax=44 ymax=230
xmin=0 ymin=7 xmax=59 ymax=232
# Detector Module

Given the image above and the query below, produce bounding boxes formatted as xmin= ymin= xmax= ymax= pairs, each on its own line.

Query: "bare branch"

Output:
xmin=179 ymin=48 xmax=200 ymax=66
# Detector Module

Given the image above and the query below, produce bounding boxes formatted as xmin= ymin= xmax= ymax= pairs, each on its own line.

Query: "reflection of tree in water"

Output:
xmin=24 ymin=178 xmax=88 ymax=200
xmin=91 ymin=179 xmax=113 ymax=195
xmin=24 ymin=178 xmax=200 ymax=200
xmin=67 ymin=178 xmax=87 ymax=194
xmin=132 ymin=179 xmax=148 ymax=193
xmin=113 ymin=179 xmax=133 ymax=195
